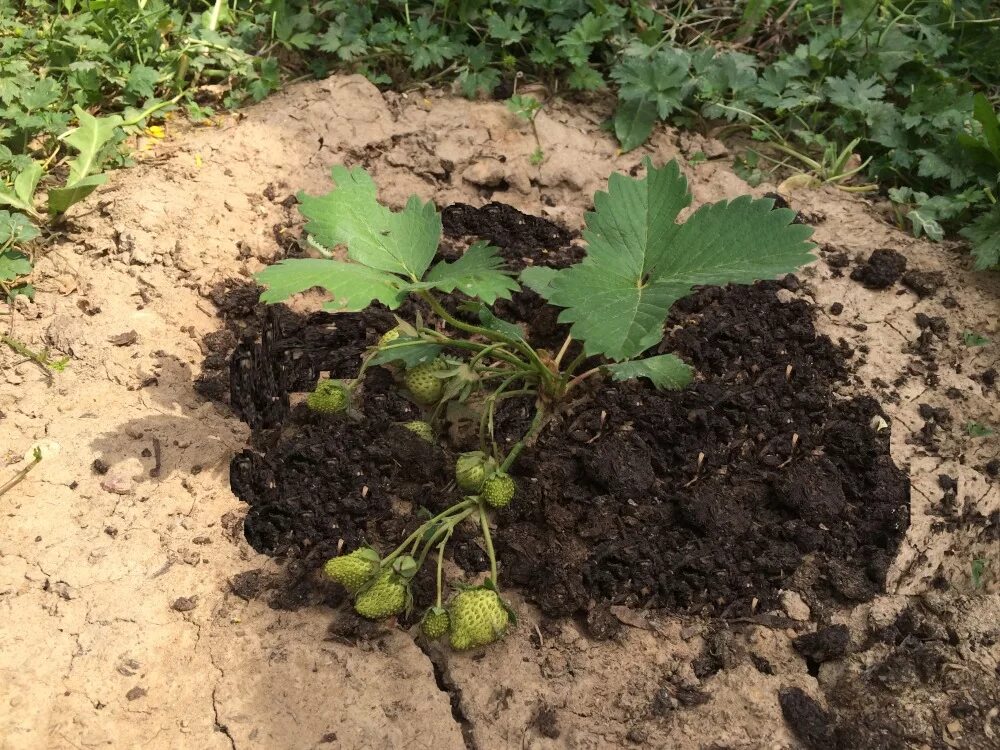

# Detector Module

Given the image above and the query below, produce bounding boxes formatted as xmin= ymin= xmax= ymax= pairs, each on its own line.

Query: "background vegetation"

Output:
xmin=2 ymin=0 xmax=998 ymax=306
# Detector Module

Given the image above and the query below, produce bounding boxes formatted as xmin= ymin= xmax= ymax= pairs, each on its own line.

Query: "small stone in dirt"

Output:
xmin=780 ymin=590 xmax=811 ymax=621
xmin=171 ymin=596 xmax=198 ymax=612
xmin=461 ymin=159 xmax=505 ymax=188
xmin=100 ymin=473 xmax=133 ymax=495
xmin=901 ymin=269 xmax=944 ymax=298
xmin=129 ymin=247 xmax=154 ymax=266
xmin=104 ymin=526 xmax=118 ymax=538
xmin=108 ymin=330 xmax=140 ymax=347
xmin=829 ymin=302 xmax=844 ymax=316
xmin=125 ymin=687 xmax=147 ymax=701
xmin=92 ymin=458 xmax=110 ymax=475
xmin=702 ymin=138 xmax=728 ymax=159
xmin=850 ymin=248 xmax=907 ymax=289
xmin=793 ymin=625 xmax=850 ymax=664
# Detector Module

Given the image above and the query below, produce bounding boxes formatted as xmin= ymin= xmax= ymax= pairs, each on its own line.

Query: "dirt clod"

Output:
xmin=850 ymin=249 xmax=907 ymax=289
xmin=793 ymin=625 xmax=850 ymax=665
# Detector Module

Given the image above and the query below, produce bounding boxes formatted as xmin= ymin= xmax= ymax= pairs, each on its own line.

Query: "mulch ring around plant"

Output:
xmin=212 ymin=201 xmax=910 ymax=624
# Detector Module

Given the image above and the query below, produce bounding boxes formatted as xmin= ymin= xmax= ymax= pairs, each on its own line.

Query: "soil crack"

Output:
xmin=417 ymin=642 xmax=477 ymax=750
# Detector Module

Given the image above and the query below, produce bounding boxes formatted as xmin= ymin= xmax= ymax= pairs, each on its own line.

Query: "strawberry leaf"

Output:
xmin=604 ymin=355 xmax=693 ymax=390
xmin=368 ymin=337 xmax=443 ymax=368
xmin=298 ymin=165 xmax=441 ymax=280
xmin=538 ymin=159 xmax=815 ymax=361
xmin=423 ymin=241 xmax=519 ymax=303
xmin=519 ymin=266 xmax=558 ymax=295
xmin=256 ymin=258 xmax=408 ymax=311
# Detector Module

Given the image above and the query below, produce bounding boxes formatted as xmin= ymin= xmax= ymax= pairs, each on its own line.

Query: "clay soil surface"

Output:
xmin=1 ymin=76 xmax=998 ymax=750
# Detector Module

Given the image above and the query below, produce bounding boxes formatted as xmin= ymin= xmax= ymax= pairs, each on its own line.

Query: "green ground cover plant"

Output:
xmin=2 ymin=0 xmax=997 ymax=332
xmin=255 ymin=160 xmax=815 ymax=648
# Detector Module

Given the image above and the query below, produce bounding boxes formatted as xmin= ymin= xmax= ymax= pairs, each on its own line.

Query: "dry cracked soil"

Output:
xmin=1 ymin=75 xmax=998 ymax=750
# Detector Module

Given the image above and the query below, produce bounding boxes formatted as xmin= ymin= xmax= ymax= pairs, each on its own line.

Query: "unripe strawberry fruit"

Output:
xmin=323 ymin=547 xmax=380 ymax=593
xmin=307 ymin=380 xmax=349 ymax=414
xmin=405 ymin=360 xmax=445 ymax=404
xmin=448 ymin=588 xmax=510 ymax=650
xmin=354 ymin=570 xmax=408 ymax=620
xmin=421 ymin=606 xmax=450 ymax=640
xmin=378 ymin=327 xmax=401 ymax=348
xmin=455 ymin=451 xmax=489 ymax=492
xmin=402 ymin=420 xmax=434 ymax=443
xmin=481 ymin=472 xmax=516 ymax=509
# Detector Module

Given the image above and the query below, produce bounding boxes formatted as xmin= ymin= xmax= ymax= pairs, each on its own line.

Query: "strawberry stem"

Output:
xmin=478 ymin=502 xmax=498 ymax=585
xmin=381 ymin=498 xmax=477 ymax=569
xmin=435 ymin=533 xmax=449 ymax=609
xmin=553 ymin=334 xmax=573 ymax=368
xmin=500 ymin=402 xmax=546 ymax=472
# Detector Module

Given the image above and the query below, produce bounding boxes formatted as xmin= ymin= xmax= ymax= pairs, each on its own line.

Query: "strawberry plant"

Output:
xmin=255 ymin=160 xmax=814 ymax=649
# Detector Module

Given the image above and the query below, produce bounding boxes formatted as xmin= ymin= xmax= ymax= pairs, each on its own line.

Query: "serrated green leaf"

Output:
xmin=47 ymin=173 xmax=106 ymax=214
xmin=255 ymin=258 xmax=408 ymax=311
xmin=604 ymin=355 xmax=693 ymax=390
xmin=540 ymin=159 xmax=815 ymax=361
xmin=126 ymin=64 xmax=159 ymax=100
xmin=61 ymin=106 xmax=123 ymax=186
xmin=519 ymin=266 xmax=558 ymax=295
xmin=961 ymin=205 xmax=1000 ymax=270
xmin=298 ymin=165 xmax=441 ymax=280
xmin=368 ymin=337 xmax=443 ymax=367
xmin=614 ymin=97 xmax=657 ymax=152
xmin=0 ymin=250 xmax=32 ymax=281
xmin=424 ymin=241 xmax=519 ymax=303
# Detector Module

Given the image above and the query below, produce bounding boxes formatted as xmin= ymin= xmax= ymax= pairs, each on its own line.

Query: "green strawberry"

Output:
xmin=455 ymin=451 xmax=490 ymax=492
xmin=378 ymin=327 xmax=401 ymax=348
xmin=306 ymin=380 xmax=349 ymax=414
xmin=448 ymin=588 xmax=510 ymax=650
xmin=420 ymin=606 xmax=450 ymax=640
xmin=481 ymin=472 xmax=516 ymax=509
xmin=402 ymin=420 xmax=434 ymax=443
xmin=323 ymin=547 xmax=380 ymax=593
xmin=354 ymin=570 xmax=408 ymax=620
xmin=404 ymin=360 xmax=446 ymax=404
